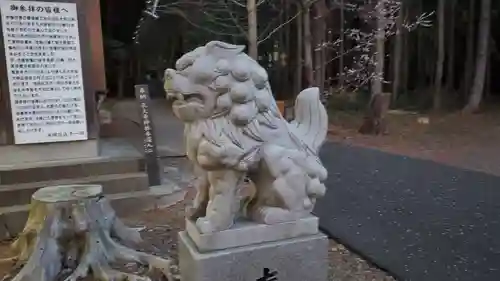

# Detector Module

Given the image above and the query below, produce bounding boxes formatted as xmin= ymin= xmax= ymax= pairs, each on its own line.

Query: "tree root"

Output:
xmin=3 ymin=185 xmax=176 ymax=281
xmin=1 ymin=201 xmax=48 ymax=268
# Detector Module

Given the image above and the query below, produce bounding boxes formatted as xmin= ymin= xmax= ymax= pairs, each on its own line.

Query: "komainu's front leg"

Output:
xmin=187 ymin=165 xmax=210 ymax=220
xmin=196 ymin=170 xmax=243 ymax=234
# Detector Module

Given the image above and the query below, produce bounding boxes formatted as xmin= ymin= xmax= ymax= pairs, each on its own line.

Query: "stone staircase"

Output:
xmin=0 ymin=144 xmax=186 ymax=240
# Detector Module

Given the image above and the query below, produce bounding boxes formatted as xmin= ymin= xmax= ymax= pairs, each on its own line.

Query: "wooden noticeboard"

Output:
xmin=0 ymin=0 xmax=102 ymax=145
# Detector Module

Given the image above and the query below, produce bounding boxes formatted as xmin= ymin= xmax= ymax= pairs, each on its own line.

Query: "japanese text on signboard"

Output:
xmin=138 ymin=92 xmax=155 ymax=154
xmin=0 ymin=1 xmax=87 ymax=144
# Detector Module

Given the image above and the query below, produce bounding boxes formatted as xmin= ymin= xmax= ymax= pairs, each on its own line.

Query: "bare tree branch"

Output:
xmin=222 ymin=0 xmax=248 ymax=35
xmin=226 ymin=0 xmax=246 ymax=8
xmin=258 ymin=10 xmax=301 ymax=44
xmin=157 ymin=6 xmax=244 ymax=37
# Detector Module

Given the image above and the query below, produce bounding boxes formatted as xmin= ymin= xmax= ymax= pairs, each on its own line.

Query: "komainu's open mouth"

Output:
xmin=182 ymin=93 xmax=204 ymax=103
xmin=171 ymin=92 xmax=205 ymax=109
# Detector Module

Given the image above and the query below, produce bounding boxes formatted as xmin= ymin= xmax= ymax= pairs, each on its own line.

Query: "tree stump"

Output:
xmin=359 ymin=92 xmax=391 ymax=135
xmin=1 ymin=185 xmax=175 ymax=281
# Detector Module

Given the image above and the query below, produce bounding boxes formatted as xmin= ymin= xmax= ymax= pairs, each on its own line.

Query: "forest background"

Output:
xmin=103 ymin=0 xmax=500 ymax=175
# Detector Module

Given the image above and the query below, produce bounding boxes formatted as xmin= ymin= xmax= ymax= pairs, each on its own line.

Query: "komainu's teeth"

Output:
xmin=166 ymin=93 xmax=176 ymax=100
xmin=176 ymin=93 xmax=185 ymax=101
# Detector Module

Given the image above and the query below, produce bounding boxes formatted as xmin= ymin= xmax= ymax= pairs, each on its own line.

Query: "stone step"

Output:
xmin=0 ymin=183 xmax=187 ymax=240
xmin=0 ymin=172 xmax=148 ymax=207
xmin=0 ymin=157 xmax=145 ymax=185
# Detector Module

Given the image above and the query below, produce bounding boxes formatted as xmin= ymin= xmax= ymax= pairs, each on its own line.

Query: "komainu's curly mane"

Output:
xmin=174 ymin=41 xmax=290 ymax=160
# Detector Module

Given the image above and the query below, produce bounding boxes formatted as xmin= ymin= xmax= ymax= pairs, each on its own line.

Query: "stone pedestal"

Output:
xmin=179 ymin=216 xmax=329 ymax=281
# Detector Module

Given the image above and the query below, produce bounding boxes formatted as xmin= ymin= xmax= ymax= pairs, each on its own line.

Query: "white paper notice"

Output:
xmin=0 ymin=1 xmax=88 ymax=144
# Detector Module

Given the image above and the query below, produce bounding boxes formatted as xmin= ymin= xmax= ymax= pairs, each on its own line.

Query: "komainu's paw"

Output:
xmin=196 ymin=217 xmax=216 ymax=234
xmin=195 ymin=216 xmax=234 ymax=234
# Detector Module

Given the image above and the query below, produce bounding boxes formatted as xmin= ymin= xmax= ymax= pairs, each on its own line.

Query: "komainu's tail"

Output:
xmin=288 ymin=87 xmax=328 ymax=154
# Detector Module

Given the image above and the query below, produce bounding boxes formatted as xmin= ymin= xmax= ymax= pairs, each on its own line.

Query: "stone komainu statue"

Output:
xmin=165 ymin=41 xmax=329 ymax=234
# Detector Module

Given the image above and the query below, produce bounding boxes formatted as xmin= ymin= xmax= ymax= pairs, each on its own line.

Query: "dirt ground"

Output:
xmin=126 ymin=190 xmax=396 ymax=281
xmin=328 ymin=109 xmax=500 ymax=176
xmin=0 ymin=188 xmax=395 ymax=281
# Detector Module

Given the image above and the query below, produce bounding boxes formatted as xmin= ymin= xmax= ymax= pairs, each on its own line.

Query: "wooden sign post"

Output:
xmin=135 ymin=84 xmax=161 ymax=186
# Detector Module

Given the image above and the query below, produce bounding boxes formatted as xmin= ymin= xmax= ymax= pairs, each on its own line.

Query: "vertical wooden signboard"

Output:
xmin=135 ymin=84 xmax=161 ymax=186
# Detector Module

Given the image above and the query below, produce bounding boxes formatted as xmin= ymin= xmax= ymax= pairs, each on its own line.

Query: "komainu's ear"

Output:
xmin=205 ymin=41 xmax=245 ymax=59
xmin=175 ymin=46 xmax=205 ymax=71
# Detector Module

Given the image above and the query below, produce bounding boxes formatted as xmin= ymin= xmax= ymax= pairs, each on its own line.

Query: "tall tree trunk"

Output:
xmin=416 ymin=0 xmax=425 ymax=88
xmin=276 ymin=0 xmax=285 ymax=98
xmin=246 ymin=0 xmax=258 ymax=59
xmin=371 ymin=0 xmax=386 ymax=96
xmin=433 ymin=0 xmax=446 ymax=111
xmin=485 ymin=36 xmax=492 ymax=99
xmin=392 ymin=1 xmax=404 ymax=103
xmin=401 ymin=2 xmax=410 ymax=98
xmin=360 ymin=0 xmax=389 ymax=135
xmin=326 ymin=23 xmax=334 ymax=90
xmin=312 ymin=0 xmax=327 ymax=92
xmin=303 ymin=5 xmax=314 ymax=87
xmin=338 ymin=0 xmax=345 ymax=92
xmin=117 ymin=63 xmax=126 ymax=99
xmin=284 ymin=1 xmax=292 ymax=98
xmin=296 ymin=5 xmax=303 ymax=93
xmin=464 ymin=0 xmax=491 ymax=113
xmin=446 ymin=0 xmax=456 ymax=92
xmin=461 ymin=0 xmax=475 ymax=100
